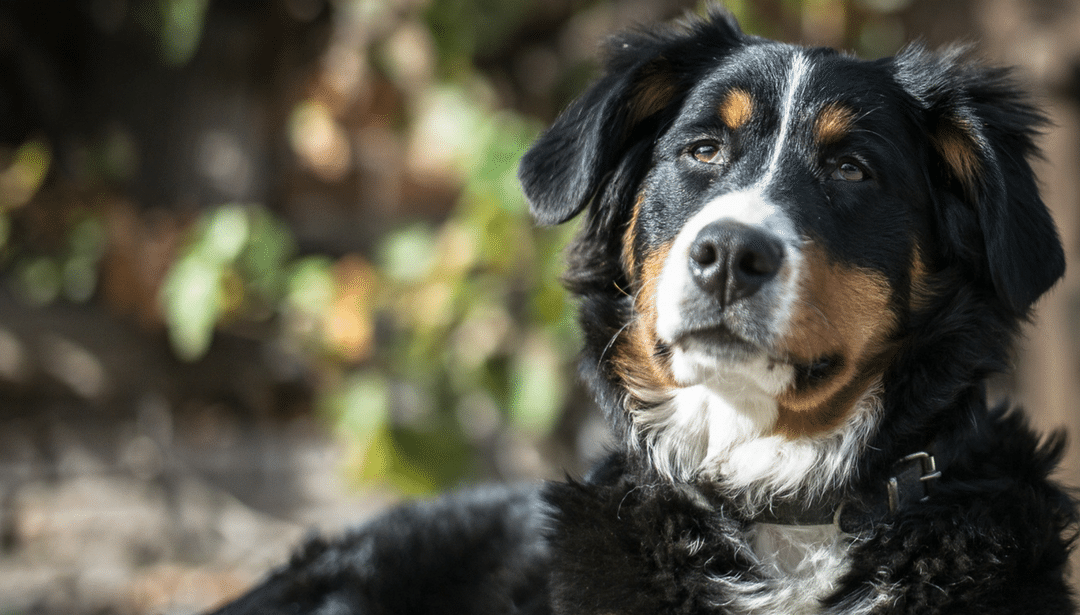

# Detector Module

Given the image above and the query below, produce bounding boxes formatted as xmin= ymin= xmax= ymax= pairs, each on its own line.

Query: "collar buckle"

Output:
xmin=887 ymin=451 xmax=941 ymax=514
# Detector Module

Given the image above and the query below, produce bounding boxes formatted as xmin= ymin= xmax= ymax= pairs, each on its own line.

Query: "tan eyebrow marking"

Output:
xmin=718 ymin=88 xmax=754 ymax=129
xmin=814 ymin=102 xmax=857 ymax=145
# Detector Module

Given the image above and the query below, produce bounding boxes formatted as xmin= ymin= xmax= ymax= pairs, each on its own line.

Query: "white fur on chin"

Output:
xmin=628 ymin=359 xmax=883 ymax=512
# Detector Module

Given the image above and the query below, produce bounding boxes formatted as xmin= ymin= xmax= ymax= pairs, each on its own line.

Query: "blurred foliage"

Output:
xmin=318 ymin=96 xmax=578 ymax=491
xmin=160 ymin=0 xmax=211 ymax=66
xmin=161 ymin=203 xmax=294 ymax=360
xmin=151 ymin=75 xmax=575 ymax=491
xmin=0 ymin=0 xmax=915 ymax=494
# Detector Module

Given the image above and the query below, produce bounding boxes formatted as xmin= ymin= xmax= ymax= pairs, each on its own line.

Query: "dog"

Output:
xmin=207 ymin=8 xmax=1076 ymax=614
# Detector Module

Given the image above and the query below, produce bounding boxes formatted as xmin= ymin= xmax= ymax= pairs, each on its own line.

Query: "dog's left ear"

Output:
xmin=896 ymin=46 xmax=1065 ymax=313
xmin=519 ymin=8 xmax=746 ymax=226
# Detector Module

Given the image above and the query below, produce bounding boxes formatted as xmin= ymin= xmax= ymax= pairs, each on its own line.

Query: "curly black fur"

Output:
xmin=828 ymin=409 xmax=1077 ymax=613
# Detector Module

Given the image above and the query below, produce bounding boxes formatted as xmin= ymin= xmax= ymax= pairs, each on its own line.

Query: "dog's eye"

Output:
xmin=830 ymin=158 xmax=867 ymax=182
xmin=690 ymin=142 xmax=723 ymax=164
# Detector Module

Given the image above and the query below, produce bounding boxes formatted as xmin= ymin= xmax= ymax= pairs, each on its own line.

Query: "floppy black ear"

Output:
xmin=896 ymin=46 xmax=1065 ymax=312
xmin=518 ymin=8 xmax=746 ymax=226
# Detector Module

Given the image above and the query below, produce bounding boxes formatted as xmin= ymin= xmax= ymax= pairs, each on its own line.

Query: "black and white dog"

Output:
xmin=208 ymin=8 xmax=1076 ymax=614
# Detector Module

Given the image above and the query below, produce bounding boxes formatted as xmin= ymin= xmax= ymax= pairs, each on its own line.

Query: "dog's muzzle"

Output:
xmin=654 ymin=191 xmax=801 ymax=376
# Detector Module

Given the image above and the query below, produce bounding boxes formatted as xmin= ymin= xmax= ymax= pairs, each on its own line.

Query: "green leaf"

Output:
xmin=326 ymin=371 xmax=391 ymax=437
xmin=160 ymin=0 xmax=209 ymax=66
xmin=0 ymin=139 xmax=51 ymax=211
xmin=286 ymin=255 xmax=335 ymax=317
xmin=240 ymin=207 xmax=296 ymax=300
xmin=507 ymin=334 xmax=565 ymax=435
xmin=15 ymin=256 xmax=61 ymax=307
xmin=62 ymin=255 xmax=98 ymax=303
xmin=160 ymin=253 xmax=222 ymax=361
xmin=201 ymin=204 xmax=250 ymax=264
xmin=379 ymin=224 xmax=437 ymax=282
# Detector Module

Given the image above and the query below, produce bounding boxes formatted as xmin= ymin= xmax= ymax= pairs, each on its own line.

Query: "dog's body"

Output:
xmin=208 ymin=9 xmax=1076 ymax=615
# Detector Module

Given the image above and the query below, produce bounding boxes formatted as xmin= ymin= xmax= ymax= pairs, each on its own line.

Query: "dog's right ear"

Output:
xmin=895 ymin=45 xmax=1065 ymax=313
xmin=519 ymin=8 xmax=746 ymax=226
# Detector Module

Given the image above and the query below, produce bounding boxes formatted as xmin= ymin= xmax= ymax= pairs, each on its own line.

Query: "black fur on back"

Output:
xmin=204 ymin=486 xmax=552 ymax=615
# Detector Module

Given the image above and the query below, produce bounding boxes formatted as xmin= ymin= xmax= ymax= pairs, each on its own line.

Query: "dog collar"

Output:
xmin=751 ymin=450 xmax=942 ymax=533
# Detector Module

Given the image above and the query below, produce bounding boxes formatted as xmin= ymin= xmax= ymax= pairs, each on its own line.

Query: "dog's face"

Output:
xmin=520 ymin=10 xmax=1063 ymax=485
xmin=626 ymin=47 xmax=926 ymax=438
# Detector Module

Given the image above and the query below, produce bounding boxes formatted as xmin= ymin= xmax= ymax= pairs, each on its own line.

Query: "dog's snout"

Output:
xmin=688 ymin=221 xmax=783 ymax=305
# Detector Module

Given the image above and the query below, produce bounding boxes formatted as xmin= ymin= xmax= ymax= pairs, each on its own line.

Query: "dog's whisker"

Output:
xmin=598 ymin=320 xmax=633 ymax=368
xmin=612 ymin=280 xmax=633 ymax=298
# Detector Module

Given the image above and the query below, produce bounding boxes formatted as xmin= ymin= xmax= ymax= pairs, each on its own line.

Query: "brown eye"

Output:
xmin=831 ymin=158 xmax=866 ymax=182
xmin=691 ymin=142 xmax=722 ymax=164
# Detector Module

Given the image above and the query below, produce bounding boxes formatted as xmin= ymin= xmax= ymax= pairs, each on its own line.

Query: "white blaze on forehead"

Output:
xmin=653 ymin=52 xmax=813 ymax=356
xmin=630 ymin=51 xmax=819 ymax=479
xmin=654 ymin=189 xmax=799 ymax=345
xmin=761 ymin=52 xmax=812 ymax=189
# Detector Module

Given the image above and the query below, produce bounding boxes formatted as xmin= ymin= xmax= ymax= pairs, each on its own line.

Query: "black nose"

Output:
xmin=688 ymin=221 xmax=784 ymax=306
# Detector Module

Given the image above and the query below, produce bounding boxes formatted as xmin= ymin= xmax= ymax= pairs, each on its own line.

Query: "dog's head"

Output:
xmin=519 ymin=10 xmax=1064 ymax=485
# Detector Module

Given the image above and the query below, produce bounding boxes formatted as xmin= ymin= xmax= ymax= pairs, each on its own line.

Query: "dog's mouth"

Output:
xmin=671 ymin=325 xmax=758 ymax=357
xmin=670 ymin=324 xmax=842 ymax=390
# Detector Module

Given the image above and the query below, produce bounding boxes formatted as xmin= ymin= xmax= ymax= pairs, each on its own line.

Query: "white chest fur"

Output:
xmin=631 ymin=382 xmax=882 ymax=505
xmin=718 ymin=523 xmax=852 ymax=614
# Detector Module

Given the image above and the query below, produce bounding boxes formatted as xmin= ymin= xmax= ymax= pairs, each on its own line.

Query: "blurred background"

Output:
xmin=0 ymin=0 xmax=1076 ymax=612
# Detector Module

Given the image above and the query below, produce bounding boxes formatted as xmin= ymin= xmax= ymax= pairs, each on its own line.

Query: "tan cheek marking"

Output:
xmin=814 ymin=102 xmax=856 ymax=146
xmin=718 ymin=88 xmax=754 ymax=130
xmin=775 ymin=243 xmax=898 ymax=437
xmin=610 ymin=243 xmax=679 ymax=404
xmin=621 ymin=193 xmax=645 ymax=277
xmin=932 ymin=119 xmax=981 ymax=199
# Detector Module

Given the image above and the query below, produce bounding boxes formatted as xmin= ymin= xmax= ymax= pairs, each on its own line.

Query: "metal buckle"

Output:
xmin=886 ymin=451 xmax=941 ymax=513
